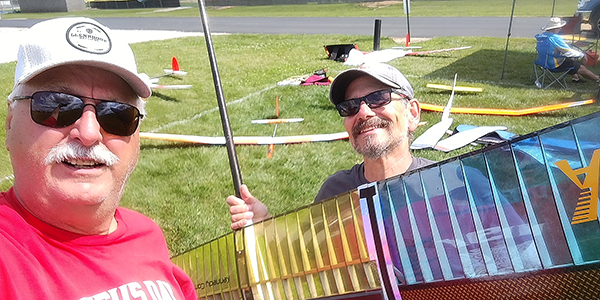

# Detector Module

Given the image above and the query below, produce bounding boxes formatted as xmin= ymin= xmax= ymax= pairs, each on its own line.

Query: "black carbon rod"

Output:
xmin=197 ymin=0 xmax=243 ymax=197
xmin=501 ymin=0 xmax=517 ymax=80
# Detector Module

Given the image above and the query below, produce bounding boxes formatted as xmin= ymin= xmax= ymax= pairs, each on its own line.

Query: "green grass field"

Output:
xmin=1 ymin=0 xmax=598 ymax=256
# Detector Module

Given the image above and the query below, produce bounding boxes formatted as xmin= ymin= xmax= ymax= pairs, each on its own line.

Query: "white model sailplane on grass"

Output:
xmin=140 ymin=95 xmax=347 ymax=147
xmin=411 ymin=74 xmax=518 ymax=152
xmin=139 ymin=131 xmax=349 ymax=145
xmin=343 ymin=46 xmax=472 ymax=66
xmin=148 ymin=57 xmax=192 ymax=90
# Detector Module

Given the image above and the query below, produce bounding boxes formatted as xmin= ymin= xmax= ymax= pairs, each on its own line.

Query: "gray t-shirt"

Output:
xmin=314 ymin=156 xmax=435 ymax=202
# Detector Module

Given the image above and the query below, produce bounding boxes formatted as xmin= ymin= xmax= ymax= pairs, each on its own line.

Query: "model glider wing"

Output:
xmin=420 ymin=99 xmax=594 ymax=116
xmin=410 ymin=119 xmax=453 ymax=149
xmin=411 ymin=73 xmax=457 ymax=150
xmin=140 ymin=132 xmax=349 ymax=145
xmin=426 ymin=83 xmax=482 ymax=93
xmin=163 ymin=70 xmax=188 ymax=76
xmin=251 ymin=118 xmax=304 ymax=124
xmin=454 ymin=124 xmax=517 ymax=145
xmin=149 ymin=84 xmax=193 ymax=90
xmin=405 ymin=46 xmax=472 ymax=56
xmin=344 ymin=48 xmax=408 ymax=66
xmin=342 ymin=46 xmax=470 ymax=66
xmin=434 ymin=126 xmax=507 ymax=152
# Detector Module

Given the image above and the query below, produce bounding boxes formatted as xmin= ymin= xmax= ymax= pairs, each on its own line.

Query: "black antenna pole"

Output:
xmin=196 ymin=0 xmax=243 ymax=197
xmin=406 ymin=1 xmax=411 ymax=46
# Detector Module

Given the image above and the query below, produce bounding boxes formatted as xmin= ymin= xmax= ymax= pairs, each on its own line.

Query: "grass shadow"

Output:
xmin=424 ymin=48 xmax=600 ymax=96
xmin=151 ymin=91 xmax=182 ymax=102
xmin=424 ymin=49 xmax=538 ymax=84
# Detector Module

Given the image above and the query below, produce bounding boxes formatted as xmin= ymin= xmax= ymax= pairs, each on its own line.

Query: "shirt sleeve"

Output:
xmin=548 ymin=34 xmax=582 ymax=58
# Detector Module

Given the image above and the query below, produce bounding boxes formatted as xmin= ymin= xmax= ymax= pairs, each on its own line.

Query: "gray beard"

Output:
xmin=352 ymin=118 xmax=405 ymax=160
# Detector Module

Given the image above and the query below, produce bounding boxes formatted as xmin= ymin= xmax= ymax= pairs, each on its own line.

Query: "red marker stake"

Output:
xmin=267 ymin=97 xmax=280 ymax=159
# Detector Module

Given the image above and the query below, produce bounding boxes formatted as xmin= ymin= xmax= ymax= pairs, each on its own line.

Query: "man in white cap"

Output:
xmin=538 ymin=17 xmax=600 ymax=83
xmin=0 ymin=17 xmax=197 ymax=299
xmin=227 ymin=63 xmax=434 ymax=229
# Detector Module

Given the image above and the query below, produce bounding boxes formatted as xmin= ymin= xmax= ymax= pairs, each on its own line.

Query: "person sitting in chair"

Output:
xmin=538 ymin=17 xmax=599 ymax=83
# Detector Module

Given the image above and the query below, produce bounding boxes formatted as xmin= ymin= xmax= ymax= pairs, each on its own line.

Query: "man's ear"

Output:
xmin=5 ymin=102 xmax=14 ymax=130
xmin=5 ymin=102 xmax=14 ymax=151
xmin=407 ymin=99 xmax=421 ymax=132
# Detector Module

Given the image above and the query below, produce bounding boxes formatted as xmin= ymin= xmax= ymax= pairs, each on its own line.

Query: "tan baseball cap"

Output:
xmin=330 ymin=63 xmax=414 ymax=105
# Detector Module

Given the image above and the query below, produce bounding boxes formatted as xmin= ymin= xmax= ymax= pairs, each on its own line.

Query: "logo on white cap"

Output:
xmin=66 ymin=22 xmax=111 ymax=54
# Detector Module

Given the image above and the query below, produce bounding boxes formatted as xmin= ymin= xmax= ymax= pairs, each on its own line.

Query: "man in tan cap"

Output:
xmin=538 ymin=17 xmax=599 ymax=83
xmin=0 ymin=17 xmax=196 ymax=299
xmin=227 ymin=63 xmax=434 ymax=229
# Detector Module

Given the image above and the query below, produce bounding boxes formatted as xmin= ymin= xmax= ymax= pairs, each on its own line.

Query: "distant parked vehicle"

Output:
xmin=577 ymin=0 xmax=600 ymax=34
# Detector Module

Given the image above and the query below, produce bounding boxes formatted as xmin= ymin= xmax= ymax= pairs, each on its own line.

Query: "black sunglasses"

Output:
xmin=13 ymin=91 xmax=143 ymax=137
xmin=335 ymin=89 xmax=407 ymax=117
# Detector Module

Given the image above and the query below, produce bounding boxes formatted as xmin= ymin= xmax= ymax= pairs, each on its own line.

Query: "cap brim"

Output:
xmin=17 ymin=60 xmax=151 ymax=99
xmin=329 ymin=69 xmax=402 ymax=105
xmin=541 ymin=21 xmax=567 ymax=31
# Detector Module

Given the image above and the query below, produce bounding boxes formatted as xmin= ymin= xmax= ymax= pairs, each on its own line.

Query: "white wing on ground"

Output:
xmin=433 ymin=126 xmax=508 ymax=152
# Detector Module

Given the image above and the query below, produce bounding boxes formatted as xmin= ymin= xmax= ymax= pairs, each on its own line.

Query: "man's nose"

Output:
xmin=70 ymin=105 xmax=102 ymax=146
xmin=355 ymin=101 xmax=376 ymax=118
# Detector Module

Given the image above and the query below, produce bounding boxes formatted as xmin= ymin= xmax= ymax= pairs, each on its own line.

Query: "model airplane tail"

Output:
xmin=172 ymin=111 xmax=600 ymax=300
xmin=172 ymin=56 xmax=180 ymax=71
xmin=441 ymin=73 xmax=457 ymax=121
xmin=149 ymin=57 xmax=191 ymax=89
xmin=410 ymin=74 xmax=457 ymax=149
xmin=163 ymin=56 xmax=188 ymax=76
xmin=267 ymin=96 xmax=280 ymax=159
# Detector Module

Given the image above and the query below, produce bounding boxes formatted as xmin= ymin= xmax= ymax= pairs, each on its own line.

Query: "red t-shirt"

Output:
xmin=0 ymin=188 xmax=197 ymax=300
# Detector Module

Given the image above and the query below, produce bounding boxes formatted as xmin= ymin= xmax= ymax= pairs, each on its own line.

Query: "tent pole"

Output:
xmin=501 ymin=0 xmax=517 ymax=80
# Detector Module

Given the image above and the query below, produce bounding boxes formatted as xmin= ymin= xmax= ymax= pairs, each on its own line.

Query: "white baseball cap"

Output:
xmin=541 ymin=17 xmax=567 ymax=31
xmin=11 ymin=17 xmax=151 ymax=99
xmin=330 ymin=63 xmax=414 ymax=105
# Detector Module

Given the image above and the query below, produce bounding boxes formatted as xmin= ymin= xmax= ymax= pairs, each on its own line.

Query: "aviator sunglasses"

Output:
xmin=335 ymin=89 xmax=408 ymax=117
xmin=13 ymin=91 xmax=143 ymax=136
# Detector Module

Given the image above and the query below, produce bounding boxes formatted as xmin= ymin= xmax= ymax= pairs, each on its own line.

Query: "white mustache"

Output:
xmin=45 ymin=141 xmax=120 ymax=166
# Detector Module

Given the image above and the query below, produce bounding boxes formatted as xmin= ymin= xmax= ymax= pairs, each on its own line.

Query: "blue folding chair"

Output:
xmin=533 ymin=34 xmax=575 ymax=89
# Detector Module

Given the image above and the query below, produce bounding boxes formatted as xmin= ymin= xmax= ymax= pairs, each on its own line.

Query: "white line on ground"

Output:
xmin=147 ymin=84 xmax=278 ymax=133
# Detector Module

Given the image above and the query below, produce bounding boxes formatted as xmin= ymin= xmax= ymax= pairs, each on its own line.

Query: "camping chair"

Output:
xmin=559 ymin=14 xmax=599 ymax=67
xmin=559 ymin=13 xmax=598 ymax=55
xmin=533 ymin=34 xmax=575 ymax=89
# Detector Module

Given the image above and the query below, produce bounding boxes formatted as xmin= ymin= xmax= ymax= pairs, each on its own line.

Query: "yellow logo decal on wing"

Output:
xmin=555 ymin=149 xmax=600 ymax=224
